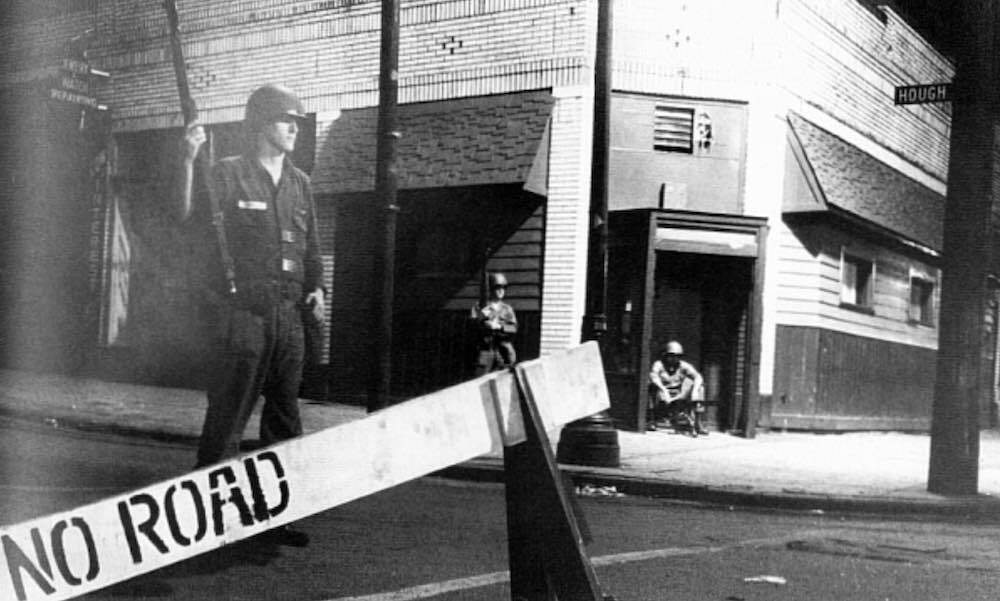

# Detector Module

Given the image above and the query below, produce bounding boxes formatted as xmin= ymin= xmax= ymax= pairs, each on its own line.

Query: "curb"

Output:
xmin=0 ymin=405 xmax=201 ymax=447
xmin=7 ymin=405 xmax=1000 ymax=523
xmin=434 ymin=460 xmax=1000 ymax=523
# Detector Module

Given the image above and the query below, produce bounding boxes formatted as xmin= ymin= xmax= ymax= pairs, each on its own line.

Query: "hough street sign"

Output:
xmin=894 ymin=83 xmax=952 ymax=105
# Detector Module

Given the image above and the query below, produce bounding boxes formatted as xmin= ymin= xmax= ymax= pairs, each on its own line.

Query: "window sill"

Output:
xmin=839 ymin=302 xmax=875 ymax=316
xmin=907 ymin=318 xmax=935 ymax=329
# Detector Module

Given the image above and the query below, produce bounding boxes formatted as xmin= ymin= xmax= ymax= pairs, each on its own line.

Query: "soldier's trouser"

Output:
xmin=649 ymin=378 xmax=694 ymax=420
xmin=474 ymin=341 xmax=516 ymax=376
xmin=196 ymin=299 xmax=305 ymax=467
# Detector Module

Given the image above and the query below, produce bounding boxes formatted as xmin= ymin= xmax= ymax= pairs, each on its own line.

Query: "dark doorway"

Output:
xmin=651 ymin=252 xmax=753 ymax=431
xmin=604 ymin=210 xmax=766 ymax=433
xmin=329 ymin=184 xmax=545 ymax=404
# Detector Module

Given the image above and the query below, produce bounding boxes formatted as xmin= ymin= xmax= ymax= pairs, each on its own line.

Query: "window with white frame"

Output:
xmin=908 ymin=272 xmax=935 ymax=326
xmin=841 ymin=251 xmax=875 ymax=309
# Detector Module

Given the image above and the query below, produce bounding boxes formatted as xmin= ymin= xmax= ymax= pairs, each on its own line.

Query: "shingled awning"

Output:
xmin=319 ymin=91 xmax=553 ymax=195
xmin=784 ymin=112 xmax=944 ymax=252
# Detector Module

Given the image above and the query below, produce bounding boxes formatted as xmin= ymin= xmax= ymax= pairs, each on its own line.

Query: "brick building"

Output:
xmin=1 ymin=0 xmax=992 ymax=432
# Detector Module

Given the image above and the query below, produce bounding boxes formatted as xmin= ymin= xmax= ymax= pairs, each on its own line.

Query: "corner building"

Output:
xmin=2 ymin=0 xmax=993 ymax=433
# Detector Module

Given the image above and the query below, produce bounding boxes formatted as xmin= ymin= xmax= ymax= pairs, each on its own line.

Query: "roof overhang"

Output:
xmin=783 ymin=112 xmax=944 ymax=256
xmin=322 ymin=90 xmax=553 ymax=195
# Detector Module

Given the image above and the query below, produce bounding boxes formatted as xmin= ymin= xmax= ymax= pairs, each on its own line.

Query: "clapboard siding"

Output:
xmin=775 ymin=219 xmax=939 ymax=349
xmin=780 ymin=1 xmax=952 ymax=180
xmin=444 ymin=203 xmax=546 ymax=312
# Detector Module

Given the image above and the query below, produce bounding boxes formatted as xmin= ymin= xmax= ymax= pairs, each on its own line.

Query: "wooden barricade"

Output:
xmin=0 ymin=342 xmax=613 ymax=601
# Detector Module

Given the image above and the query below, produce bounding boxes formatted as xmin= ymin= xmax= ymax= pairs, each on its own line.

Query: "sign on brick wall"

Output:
xmin=46 ymin=57 xmax=109 ymax=110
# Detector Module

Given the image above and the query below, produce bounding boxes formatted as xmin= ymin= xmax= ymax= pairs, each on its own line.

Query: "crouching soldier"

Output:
xmin=648 ymin=341 xmax=706 ymax=436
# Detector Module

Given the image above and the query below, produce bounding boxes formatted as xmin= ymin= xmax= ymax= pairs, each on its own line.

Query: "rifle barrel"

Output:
xmin=164 ymin=0 xmax=198 ymax=125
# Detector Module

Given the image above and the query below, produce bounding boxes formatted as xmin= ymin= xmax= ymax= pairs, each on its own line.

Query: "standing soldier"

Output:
xmin=177 ymin=84 xmax=324 ymax=547
xmin=471 ymin=272 xmax=518 ymax=375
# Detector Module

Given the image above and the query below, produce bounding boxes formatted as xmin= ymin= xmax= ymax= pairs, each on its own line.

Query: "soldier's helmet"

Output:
xmin=665 ymin=341 xmax=684 ymax=356
xmin=489 ymin=272 xmax=509 ymax=290
xmin=244 ymin=84 xmax=305 ymax=133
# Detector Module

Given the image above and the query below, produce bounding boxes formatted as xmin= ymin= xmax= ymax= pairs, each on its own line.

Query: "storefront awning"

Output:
xmin=319 ymin=91 xmax=553 ymax=195
xmin=784 ymin=112 xmax=944 ymax=252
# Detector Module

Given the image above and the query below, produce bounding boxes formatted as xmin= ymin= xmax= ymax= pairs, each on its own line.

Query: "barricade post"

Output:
xmin=501 ymin=364 xmax=608 ymax=601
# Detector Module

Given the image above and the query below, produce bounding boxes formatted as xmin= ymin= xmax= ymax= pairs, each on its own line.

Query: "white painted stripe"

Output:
xmin=0 ymin=343 xmax=608 ymax=601
xmin=321 ymin=530 xmax=829 ymax=601
xmin=327 ymin=571 xmax=510 ymax=601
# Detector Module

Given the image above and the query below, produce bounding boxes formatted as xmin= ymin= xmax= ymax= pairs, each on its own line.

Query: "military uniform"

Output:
xmin=648 ymin=342 xmax=706 ymax=434
xmin=471 ymin=300 xmax=517 ymax=376
xmin=194 ymin=153 xmax=323 ymax=467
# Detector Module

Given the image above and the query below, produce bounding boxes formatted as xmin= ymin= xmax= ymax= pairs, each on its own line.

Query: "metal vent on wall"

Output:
xmin=654 ymin=105 xmax=694 ymax=153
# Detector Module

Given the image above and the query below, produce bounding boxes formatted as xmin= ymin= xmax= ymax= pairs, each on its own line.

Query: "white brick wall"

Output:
xmin=1 ymin=0 xmax=593 ymax=133
xmin=539 ymin=87 xmax=593 ymax=355
xmin=612 ymin=0 xmax=760 ymax=101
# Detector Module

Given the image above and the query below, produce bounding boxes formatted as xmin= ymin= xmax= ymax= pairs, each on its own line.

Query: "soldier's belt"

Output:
xmin=231 ymin=279 xmax=303 ymax=313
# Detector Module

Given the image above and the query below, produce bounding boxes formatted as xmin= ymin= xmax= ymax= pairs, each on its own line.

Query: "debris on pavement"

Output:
xmin=576 ymin=484 xmax=625 ymax=498
xmin=743 ymin=575 xmax=787 ymax=585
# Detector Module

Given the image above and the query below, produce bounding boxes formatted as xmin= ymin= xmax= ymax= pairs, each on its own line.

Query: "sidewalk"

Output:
xmin=3 ymin=368 xmax=1000 ymax=519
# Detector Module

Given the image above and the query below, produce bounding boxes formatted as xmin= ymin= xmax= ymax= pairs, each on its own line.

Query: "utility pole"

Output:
xmin=556 ymin=0 xmax=621 ymax=467
xmin=928 ymin=0 xmax=999 ymax=495
xmin=369 ymin=0 xmax=400 ymax=413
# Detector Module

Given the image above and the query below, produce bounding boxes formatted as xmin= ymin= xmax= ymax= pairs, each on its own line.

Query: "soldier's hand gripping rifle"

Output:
xmin=164 ymin=0 xmax=237 ymax=295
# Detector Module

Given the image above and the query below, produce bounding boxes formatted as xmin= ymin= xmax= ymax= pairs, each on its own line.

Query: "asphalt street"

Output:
xmin=3 ymin=417 xmax=1000 ymax=601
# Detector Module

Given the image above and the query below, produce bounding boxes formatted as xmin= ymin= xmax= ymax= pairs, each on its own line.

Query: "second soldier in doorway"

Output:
xmin=177 ymin=84 xmax=324 ymax=547
xmin=648 ymin=340 xmax=706 ymax=435
xmin=471 ymin=272 xmax=518 ymax=375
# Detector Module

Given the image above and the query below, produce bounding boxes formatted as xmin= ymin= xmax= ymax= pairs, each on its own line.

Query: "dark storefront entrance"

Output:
xmin=0 ymin=88 xmax=111 ymax=374
xmin=330 ymin=184 xmax=545 ymax=405
xmin=651 ymin=251 xmax=753 ymax=430
xmin=604 ymin=209 xmax=767 ymax=434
